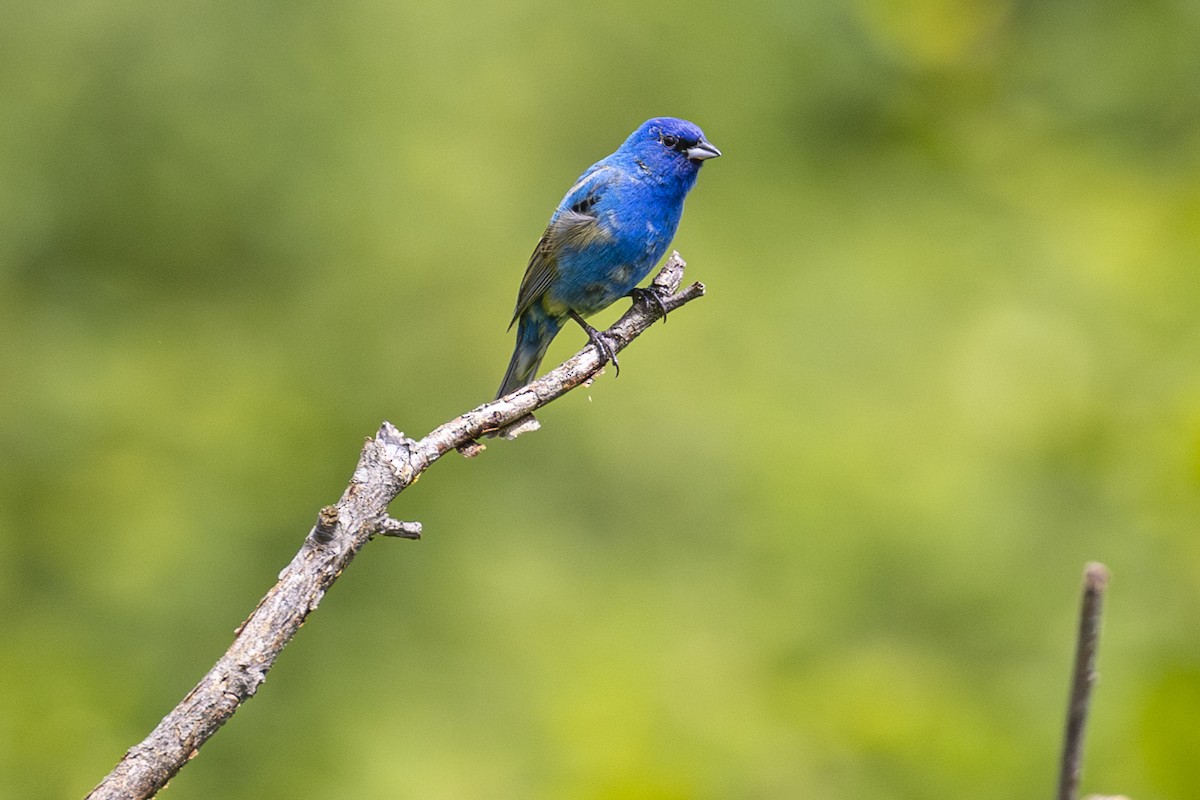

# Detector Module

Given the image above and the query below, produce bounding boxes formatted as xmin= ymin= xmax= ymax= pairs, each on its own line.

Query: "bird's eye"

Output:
xmin=661 ymin=134 xmax=679 ymax=149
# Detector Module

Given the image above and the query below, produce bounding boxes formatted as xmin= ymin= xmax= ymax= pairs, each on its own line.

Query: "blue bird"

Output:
xmin=496 ymin=117 xmax=720 ymax=399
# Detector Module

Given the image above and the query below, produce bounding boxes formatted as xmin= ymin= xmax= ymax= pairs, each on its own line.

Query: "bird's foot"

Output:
xmin=569 ymin=310 xmax=620 ymax=376
xmin=585 ymin=326 xmax=620 ymax=376
xmin=628 ymin=285 xmax=670 ymax=322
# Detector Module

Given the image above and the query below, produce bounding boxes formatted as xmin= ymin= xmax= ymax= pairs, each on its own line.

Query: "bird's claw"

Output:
xmin=569 ymin=309 xmax=620 ymax=377
xmin=628 ymin=286 xmax=670 ymax=322
xmin=587 ymin=327 xmax=620 ymax=376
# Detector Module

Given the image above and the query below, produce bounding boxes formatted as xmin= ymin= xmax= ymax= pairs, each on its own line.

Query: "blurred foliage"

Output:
xmin=2 ymin=0 xmax=1199 ymax=797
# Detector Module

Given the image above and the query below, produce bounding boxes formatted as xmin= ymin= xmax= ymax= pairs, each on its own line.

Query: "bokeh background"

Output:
xmin=3 ymin=1 xmax=1199 ymax=797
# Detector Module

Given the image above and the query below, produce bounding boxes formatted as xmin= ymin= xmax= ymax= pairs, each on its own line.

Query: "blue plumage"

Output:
xmin=496 ymin=117 xmax=720 ymax=398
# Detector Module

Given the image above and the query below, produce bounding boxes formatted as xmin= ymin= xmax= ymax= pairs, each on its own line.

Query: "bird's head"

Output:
xmin=620 ymin=117 xmax=721 ymax=184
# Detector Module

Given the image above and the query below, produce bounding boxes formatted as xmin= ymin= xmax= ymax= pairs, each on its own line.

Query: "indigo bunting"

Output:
xmin=496 ymin=117 xmax=720 ymax=398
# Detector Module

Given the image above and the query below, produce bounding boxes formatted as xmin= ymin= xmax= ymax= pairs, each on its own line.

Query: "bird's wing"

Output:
xmin=508 ymin=166 xmax=617 ymax=327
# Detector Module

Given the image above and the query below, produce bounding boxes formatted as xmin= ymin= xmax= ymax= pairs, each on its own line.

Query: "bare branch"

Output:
xmin=1057 ymin=562 xmax=1111 ymax=800
xmin=84 ymin=253 xmax=704 ymax=800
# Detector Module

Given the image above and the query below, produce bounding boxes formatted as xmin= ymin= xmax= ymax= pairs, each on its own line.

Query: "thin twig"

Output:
xmin=84 ymin=252 xmax=705 ymax=800
xmin=1057 ymin=561 xmax=1111 ymax=800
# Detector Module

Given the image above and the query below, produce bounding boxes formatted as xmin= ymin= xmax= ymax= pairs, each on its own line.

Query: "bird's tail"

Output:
xmin=496 ymin=306 xmax=563 ymax=399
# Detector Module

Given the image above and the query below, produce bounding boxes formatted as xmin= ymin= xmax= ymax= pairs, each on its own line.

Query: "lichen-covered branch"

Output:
xmin=84 ymin=252 xmax=704 ymax=800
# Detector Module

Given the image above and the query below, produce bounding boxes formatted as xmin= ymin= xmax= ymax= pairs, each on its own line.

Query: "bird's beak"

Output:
xmin=686 ymin=140 xmax=722 ymax=161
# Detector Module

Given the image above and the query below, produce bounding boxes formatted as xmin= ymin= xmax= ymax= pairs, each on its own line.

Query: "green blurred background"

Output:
xmin=3 ymin=0 xmax=1199 ymax=797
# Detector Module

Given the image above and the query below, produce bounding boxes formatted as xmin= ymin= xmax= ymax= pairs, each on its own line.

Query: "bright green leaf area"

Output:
xmin=2 ymin=1 xmax=1198 ymax=798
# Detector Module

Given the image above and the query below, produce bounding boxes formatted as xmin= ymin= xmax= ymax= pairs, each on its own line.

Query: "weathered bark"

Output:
xmin=84 ymin=253 xmax=704 ymax=799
